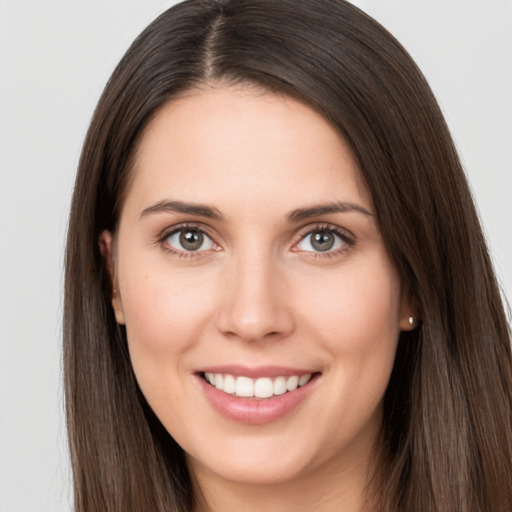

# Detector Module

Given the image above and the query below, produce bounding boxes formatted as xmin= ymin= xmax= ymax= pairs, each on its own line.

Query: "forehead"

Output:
xmin=124 ymin=86 xmax=372 ymax=217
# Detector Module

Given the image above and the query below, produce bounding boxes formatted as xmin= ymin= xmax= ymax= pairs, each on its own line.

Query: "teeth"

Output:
xmin=203 ymin=372 xmax=313 ymax=398
xmin=223 ymin=374 xmax=236 ymax=394
xmin=273 ymin=376 xmax=287 ymax=395
xmin=286 ymin=375 xmax=299 ymax=391
xmin=299 ymin=374 xmax=311 ymax=386
xmin=235 ymin=376 xmax=254 ymax=397
xmin=254 ymin=377 xmax=273 ymax=398
xmin=214 ymin=374 xmax=224 ymax=390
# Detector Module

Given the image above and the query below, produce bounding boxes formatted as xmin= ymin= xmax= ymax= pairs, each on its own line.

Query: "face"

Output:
xmin=101 ymin=86 xmax=414 ymax=488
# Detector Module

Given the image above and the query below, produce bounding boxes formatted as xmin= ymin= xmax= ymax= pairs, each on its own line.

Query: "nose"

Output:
xmin=216 ymin=249 xmax=295 ymax=343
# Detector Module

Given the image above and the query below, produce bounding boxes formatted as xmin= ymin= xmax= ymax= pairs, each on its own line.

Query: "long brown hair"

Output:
xmin=64 ymin=1 xmax=512 ymax=510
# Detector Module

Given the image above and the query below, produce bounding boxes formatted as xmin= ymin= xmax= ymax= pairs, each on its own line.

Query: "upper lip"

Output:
xmin=195 ymin=365 xmax=318 ymax=379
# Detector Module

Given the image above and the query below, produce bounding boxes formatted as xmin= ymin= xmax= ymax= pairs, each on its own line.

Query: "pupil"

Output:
xmin=180 ymin=230 xmax=203 ymax=251
xmin=311 ymin=232 xmax=334 ymax=252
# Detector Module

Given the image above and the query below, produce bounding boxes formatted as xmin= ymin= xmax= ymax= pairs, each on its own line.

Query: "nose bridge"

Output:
xmin=217 ymin=243 xmax=294 ymax=342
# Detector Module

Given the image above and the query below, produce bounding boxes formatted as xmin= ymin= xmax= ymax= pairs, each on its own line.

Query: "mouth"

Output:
xmin=195 ymin=367 xmax=321 ymax=424
xmin=201 ymin=372 xmax=315 ymax=399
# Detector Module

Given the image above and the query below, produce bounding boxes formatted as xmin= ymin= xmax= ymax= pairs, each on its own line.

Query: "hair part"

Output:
xmin=64 ymin=1 xmax=512 ymax=510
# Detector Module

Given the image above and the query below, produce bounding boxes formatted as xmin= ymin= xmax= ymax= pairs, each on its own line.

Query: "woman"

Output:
xmin=64 ymin=0 xmax=512 ymax=510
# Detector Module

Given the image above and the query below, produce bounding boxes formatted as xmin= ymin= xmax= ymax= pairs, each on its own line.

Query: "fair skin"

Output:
xmin=101 ymin=86 xmax=415 ymax=512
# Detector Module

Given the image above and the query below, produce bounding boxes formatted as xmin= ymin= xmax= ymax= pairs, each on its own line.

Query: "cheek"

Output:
xmin=117 ymin=261 xmax=219 ymax=383
xmin=292 ymin=259 xmax=401 ymax=447
xmin=299 ymin=259 xmax=402 ymax=354
xmin=294 ymin=254 xmax=401 ymax=426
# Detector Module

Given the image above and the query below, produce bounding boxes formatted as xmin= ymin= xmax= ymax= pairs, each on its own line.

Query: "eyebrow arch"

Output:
xmin=286 ymin=201 xmax=373 ymax=222
xmin=140 ymin=200 xmax=224 ymax=221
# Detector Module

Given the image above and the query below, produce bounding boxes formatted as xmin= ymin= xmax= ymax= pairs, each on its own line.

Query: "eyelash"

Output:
xmin=156 ymin=222 xmax=355 ymax=259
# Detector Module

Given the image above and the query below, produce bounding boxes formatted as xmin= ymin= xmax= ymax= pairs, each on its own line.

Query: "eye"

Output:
xmin=295 ymin=227 xmax=351 ymax=254
xmin=165 ymin=228 xmax=216 ymax=252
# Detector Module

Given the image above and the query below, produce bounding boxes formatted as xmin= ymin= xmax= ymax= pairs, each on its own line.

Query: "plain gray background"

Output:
xmin=1 ymin=1 xmax=510 ymax=510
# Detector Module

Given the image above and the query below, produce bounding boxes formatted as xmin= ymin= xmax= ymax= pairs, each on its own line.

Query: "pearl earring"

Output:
xmin=408 ymin=316 xmax=414 ymax=327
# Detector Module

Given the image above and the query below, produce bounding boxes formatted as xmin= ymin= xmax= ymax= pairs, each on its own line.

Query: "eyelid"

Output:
xmin=157 ymin=222 xmax=215 ymax=241
xmin=295 ymin=222 xmax=354 ymax=241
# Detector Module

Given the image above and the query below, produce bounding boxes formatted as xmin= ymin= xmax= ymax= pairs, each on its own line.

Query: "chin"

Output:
xmin=192 ymin=451 xmax=312 ymax=486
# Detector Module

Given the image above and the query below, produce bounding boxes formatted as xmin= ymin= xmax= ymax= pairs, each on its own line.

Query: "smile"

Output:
xmin=203 ymin=372 xmax=312 ymax=399
xmin=197 ymin=368 xmax=320 ymax=424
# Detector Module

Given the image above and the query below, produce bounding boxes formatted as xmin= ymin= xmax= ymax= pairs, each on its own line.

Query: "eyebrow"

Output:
xmin=139 ymin=199 xmax=372 ymax=223
xmin=286 ymin=201 xmax=373 ymax=222
xmin=140 ymin=200 xmax=224 ymax=221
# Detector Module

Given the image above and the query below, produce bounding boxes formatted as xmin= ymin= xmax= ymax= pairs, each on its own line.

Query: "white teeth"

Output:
xmin=235 ymin=376 xmax=254 ymax=397
xmin=204 ymin=372 xmax=313 ymax=398
xmin=214 ymin=374 xmax=224 ymax=390
xmin=223 ymin=374 xmax=236 ymax=394
xmin=299 ymin=374 xmax=311 ymax=386
xmin=286 ymin=375 xmax=299 ymax=391
xmin=273 ymin=376 xmax=287 ymax=395
xmin=254 ymin=377 xmax=273 ymax=398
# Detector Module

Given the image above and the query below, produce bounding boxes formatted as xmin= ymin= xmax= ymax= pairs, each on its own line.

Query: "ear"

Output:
xmin=399 ymin=285 xmax=421 ymax=331
xmin=99 ymin=230 xmax=125 ymax=325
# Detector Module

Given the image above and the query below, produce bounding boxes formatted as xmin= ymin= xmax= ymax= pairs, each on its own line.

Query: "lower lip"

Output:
xmin=196 ymin=374 xmax=319 ymax=424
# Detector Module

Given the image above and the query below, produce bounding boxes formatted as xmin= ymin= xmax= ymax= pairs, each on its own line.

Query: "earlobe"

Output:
xmin=111 ymin=292 xmax=126 ymax=325
xmin=401 ymin=315 xmax=417 ymax=330
xmin=399 ymin=286 xmax=421 ymax=331
xmin=400 ymin=311 xmax=419 ymax=331
xmin=99 ymin=230 xmax=126 ymax=325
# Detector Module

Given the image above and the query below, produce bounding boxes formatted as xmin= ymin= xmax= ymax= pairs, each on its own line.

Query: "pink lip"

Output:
xmin=195 ymin=369 xmax=320 ymax=425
